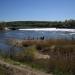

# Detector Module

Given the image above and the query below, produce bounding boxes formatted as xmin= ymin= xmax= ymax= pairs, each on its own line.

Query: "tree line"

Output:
xmin=0 ymin=19 xmax=75 ymax=29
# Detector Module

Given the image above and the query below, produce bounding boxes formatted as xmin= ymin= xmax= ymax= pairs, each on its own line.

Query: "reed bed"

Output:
xmin=2 ymin=39 xmax=75 ymax=75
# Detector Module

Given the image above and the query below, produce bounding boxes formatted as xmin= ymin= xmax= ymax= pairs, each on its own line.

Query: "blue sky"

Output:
xmin=0 ymin=0 xmax=75 ymax=21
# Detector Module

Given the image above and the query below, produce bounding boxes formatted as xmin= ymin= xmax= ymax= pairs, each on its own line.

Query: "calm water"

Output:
xmin=0 ymin=30 xmax=75 ymax=51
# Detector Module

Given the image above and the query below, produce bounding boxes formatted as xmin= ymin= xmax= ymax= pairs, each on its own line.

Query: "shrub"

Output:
xmin=15 ymin=46 xmax=37 ymax=62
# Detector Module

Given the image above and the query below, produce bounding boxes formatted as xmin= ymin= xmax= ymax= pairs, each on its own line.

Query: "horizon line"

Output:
xmin=0 ymin=19 xmax=75 ymax=22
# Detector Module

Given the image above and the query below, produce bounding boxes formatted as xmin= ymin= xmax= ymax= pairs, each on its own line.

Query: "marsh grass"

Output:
xmin=48 ymin=45 xmax=75 ymax=75
xmin=21 ymin=40 xmax=75 ymax=74
xmin=0 ymin=39 xmax=75 ymax=75
xmin=21 ymin=39 xmax=75 ymax=47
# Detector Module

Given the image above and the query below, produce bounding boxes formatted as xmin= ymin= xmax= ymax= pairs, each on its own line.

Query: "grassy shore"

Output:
xmin=0 ymin=39 xmax=75 ymax=75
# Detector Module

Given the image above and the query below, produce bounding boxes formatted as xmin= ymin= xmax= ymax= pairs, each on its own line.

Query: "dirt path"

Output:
xmin=0 ymin=59 xmax=52 ymax=75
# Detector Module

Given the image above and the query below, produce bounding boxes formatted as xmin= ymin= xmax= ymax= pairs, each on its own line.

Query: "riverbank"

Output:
xmin=9 ymin=39 xmax=75 ymax=47
xmin=0 ymin=57 xmax=51 ymax=75
xmin=0 ymin=39 xmax=75 ymax=75
xmin=5 ymin=40 xmax=75 ymax=75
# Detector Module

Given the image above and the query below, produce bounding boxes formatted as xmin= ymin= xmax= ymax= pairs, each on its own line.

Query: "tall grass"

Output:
xmin=49 ymin=45 xmax=75 ymax=75
xmin=0 ymin=39 xmax=75 ymax=75
xmin=21 ymin=40 xmax=75 ymax=74
xmin=21 ymin=39 xmax=75 ymax=47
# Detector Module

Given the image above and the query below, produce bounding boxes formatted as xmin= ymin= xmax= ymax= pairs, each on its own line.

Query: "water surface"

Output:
xmin=0 ymin=29 xmax=75 ymax=51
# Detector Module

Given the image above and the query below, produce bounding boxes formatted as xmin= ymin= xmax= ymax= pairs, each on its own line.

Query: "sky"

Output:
xmin=0 ymin=0 xmax=75 ymax=21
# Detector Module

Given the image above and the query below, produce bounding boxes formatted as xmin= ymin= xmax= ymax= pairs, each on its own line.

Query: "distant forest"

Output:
xmin=0 ymin=19 xmax=75 ymax=30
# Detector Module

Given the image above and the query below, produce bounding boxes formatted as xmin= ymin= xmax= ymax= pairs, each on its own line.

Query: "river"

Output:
xmin=0 ymin=28 xmax=75 ymax=51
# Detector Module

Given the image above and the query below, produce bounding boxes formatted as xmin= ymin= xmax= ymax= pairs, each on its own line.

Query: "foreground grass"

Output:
xmin=0 ymin=39 xmax=75 ymax=75
xmin=0 ymin=56 xmax=49 ymax=73
xmin=0 ymin=56 xmax=51 ymax=75
xmin=0 ymin=67 xmax=5 ymax=75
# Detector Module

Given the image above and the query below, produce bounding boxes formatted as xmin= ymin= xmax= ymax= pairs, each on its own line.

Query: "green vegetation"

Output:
xmin=0 ymin=19 xmax=75 ymax=29
xmin=15 ymin=46 xmax=37 ymax=61
xmin=0 ymin=67 xmax=6 ymax=75
xmin=0 ymin=62 xmax=11 ymax=75
xmin=0 ymin=39 xmax=75 ymax=75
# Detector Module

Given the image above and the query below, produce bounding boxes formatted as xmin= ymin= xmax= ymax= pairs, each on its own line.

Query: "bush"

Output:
xmin=15 ymin=46 xmax=37 ymax=62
